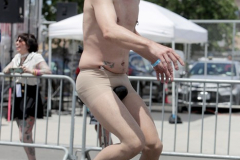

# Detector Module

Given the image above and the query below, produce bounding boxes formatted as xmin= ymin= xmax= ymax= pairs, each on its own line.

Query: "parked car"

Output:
xmin=166 ymin=50 xmax=186 ymax=94
xmin=178 ymin=59 xmax=240 ymax=111
xmin=128 ymin=51 xmax=164 ymax=102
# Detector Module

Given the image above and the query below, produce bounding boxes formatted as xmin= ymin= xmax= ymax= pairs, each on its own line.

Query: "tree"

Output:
xmin=42 ymin=0 xmax=84 ymax=67
xmin=42 ymin=0 xmax=84 ymax=21
xmin=146 ymin=0 xmax=238 ymax=20
xmin=145 ymin=0 xmax=239 ymax=54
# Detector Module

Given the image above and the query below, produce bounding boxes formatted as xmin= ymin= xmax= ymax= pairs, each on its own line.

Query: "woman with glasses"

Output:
xmin=3 ymin=33 xmax=51 ymax=160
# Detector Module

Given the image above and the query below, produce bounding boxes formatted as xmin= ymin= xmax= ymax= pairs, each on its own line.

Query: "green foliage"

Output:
xmin=43 ymin=0 xmax=238 ymax=21
xmin=42 ymin=0 xmax=84 ymax=21
xmin=42 ymin=0 xmax=84 ymax=48
xmin=145 ymin=0 xmax=238 ymax=19
xmin=145 ymin=0 xmax=239 ymax=52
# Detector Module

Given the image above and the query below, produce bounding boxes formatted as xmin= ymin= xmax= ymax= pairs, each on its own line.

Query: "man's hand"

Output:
xmin=153 ymin=62 xmax=173 ymax=83
xmin=152 ymin=45 xmax=185 ymax=83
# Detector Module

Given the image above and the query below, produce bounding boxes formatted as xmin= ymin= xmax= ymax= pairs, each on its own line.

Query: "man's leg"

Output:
xmin=123 ymin=92 xmax=163 ymax=160
xmin=17 ymin=117 xmax=36 ymax=160
xmin=88 ymin=90 xmax=146 ymax=160
xmin=95 ymin=124 xmax=113 ymax=146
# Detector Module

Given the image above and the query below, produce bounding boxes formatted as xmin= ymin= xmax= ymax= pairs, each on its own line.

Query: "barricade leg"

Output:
xmin=80 ymin=104 xmax=87 ymax=160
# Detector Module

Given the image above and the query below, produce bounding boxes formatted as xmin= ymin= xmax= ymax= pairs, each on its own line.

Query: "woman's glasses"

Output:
xmin=16 ymin=39 xmax=23 ymax=43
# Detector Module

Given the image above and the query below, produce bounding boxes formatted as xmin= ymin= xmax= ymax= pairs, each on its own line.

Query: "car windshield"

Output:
xmin=190 ymin=62 xmax=236 ymax=76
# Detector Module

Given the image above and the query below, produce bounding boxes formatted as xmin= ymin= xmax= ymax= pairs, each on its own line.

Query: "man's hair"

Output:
xmin=17 ymin=33 xmax=38 ymax=53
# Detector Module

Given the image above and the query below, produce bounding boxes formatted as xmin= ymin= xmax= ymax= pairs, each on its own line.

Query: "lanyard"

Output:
xmin=18 ymin=54 xmax=30 ymax=67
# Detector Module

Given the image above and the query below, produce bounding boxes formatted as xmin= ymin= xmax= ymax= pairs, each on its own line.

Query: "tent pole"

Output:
xmin=188 ymin=44 xmax=191 ymax=64
xmin=184 ymin=43 xmax=188 ymax=74
xmin=204 ymin=43 xmax=208 ymax=77
xmin=169 ymin=41 xmax=182 ymax=124
xmin=172 ymin=41 xmax=176 ymax=116
xmin=231 ymin=22 xmax=236 ymax=80
xmin=48 ymin=38 xmax=52 ymax=65
xmin=186 ymin=44 xmax=191 ymax=75
xmin=47 ymin=37 xmax=52 ymax=113
xmin=184 ymin=43 xmax=187 ymax=58
xmin=202 ymin=42 xmax=208 ymax=113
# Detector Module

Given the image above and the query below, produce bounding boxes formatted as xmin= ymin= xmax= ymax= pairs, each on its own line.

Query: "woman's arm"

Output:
xmin=22 ymin=61 xmax=52 ymax=75
xmin=35 ymin=61 xmax=52 ymax=75
xmin=3 ymin=61 xmax=13 ymax=74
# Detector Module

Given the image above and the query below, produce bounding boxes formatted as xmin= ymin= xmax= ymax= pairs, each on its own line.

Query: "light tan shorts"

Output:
xmin=76 ymin=68 xmax=136 ymax=107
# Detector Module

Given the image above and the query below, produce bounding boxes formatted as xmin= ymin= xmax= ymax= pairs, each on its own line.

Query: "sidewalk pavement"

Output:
xmin=0 ymin=106 xmax=239 ymax=160
xmin=0 ymin=146 xmax=229 ymax=160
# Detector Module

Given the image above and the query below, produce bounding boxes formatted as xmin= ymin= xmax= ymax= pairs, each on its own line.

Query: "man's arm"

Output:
xmin=91 ymin=0 xmax=184 ymax=81
xmin=133 ymin=29 xmax=171 ymax=82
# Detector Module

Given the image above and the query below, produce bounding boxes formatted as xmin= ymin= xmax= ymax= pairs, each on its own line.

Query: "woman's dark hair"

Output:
xmin=17 ymin=33 xmax=38 ymax=53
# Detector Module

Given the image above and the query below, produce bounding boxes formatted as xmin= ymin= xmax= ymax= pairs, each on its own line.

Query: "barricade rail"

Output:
xmin=0 ymin=73 xmax=77 ymax=160
xmin=1 ymin=73 xmax=240 ymax=160
xmin=80 ymin=76 xmax=240 ymax=160
xmin=0 ymin=141 xmax=69 ymax=160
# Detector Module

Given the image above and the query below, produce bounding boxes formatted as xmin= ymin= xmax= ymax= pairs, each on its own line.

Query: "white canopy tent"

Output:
xmin=48 ymin=1 xmax=207 ymax=43
xmin=48 ymin=0 xmax=208 ymax=120
xmin=48 ymin=14 xmax=83 ymax=40
xmin=137 ymin=0 xmax=207 ymax=43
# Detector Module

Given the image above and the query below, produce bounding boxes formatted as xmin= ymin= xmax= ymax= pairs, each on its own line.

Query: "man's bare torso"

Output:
xmin=79 ymin=0 xmax=140 ymax=74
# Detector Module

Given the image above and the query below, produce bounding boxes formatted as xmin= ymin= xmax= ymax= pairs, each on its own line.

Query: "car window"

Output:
xmin=130 ymin=55 xmax=153 ymax=72
xmin=130 ymin=56 xmax=146 ymax=70
xmin=190 ymin=62 xmax=236 ymax=76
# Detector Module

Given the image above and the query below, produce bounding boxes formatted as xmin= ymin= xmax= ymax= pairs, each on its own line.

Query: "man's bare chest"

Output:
xmin=114 ymin=0 xmax=140 ymax=29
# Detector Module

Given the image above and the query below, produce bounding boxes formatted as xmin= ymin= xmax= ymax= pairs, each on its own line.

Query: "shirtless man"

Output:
xmin=76 ymin=0 xmax=184 ymax=160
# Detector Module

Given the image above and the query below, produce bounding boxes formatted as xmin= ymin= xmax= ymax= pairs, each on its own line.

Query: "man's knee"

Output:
xmin=143 ymin=139 xmax=163 ymax=156
xmin=122 ymin=136 xmax=145 ymax=158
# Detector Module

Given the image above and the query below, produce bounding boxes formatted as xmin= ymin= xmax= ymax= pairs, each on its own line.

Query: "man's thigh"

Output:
xmin=123 ymin=92 xmax=160 ymax=143
xmin=88 ymin=90 xmax=144 ymax=143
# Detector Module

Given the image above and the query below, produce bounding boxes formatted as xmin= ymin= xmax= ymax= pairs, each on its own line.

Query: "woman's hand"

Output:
xmin=21 ymin=66 xmax=32 ymax=74
xmin=3 ymin=68 xmax=10 ymax=74
xmin=3 ymin=61 xmax=13 ymax=74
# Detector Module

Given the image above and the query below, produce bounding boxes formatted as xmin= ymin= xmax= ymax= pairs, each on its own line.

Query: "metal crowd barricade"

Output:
xmin=80 ymin=76 xmax=240 ymax=160
xmin=0 ymin=73 xmax=77 ymax=160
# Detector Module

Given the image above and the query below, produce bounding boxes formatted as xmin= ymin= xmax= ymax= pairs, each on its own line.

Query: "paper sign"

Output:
xmin=16 ymin=84 xmax=22 ymax=98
